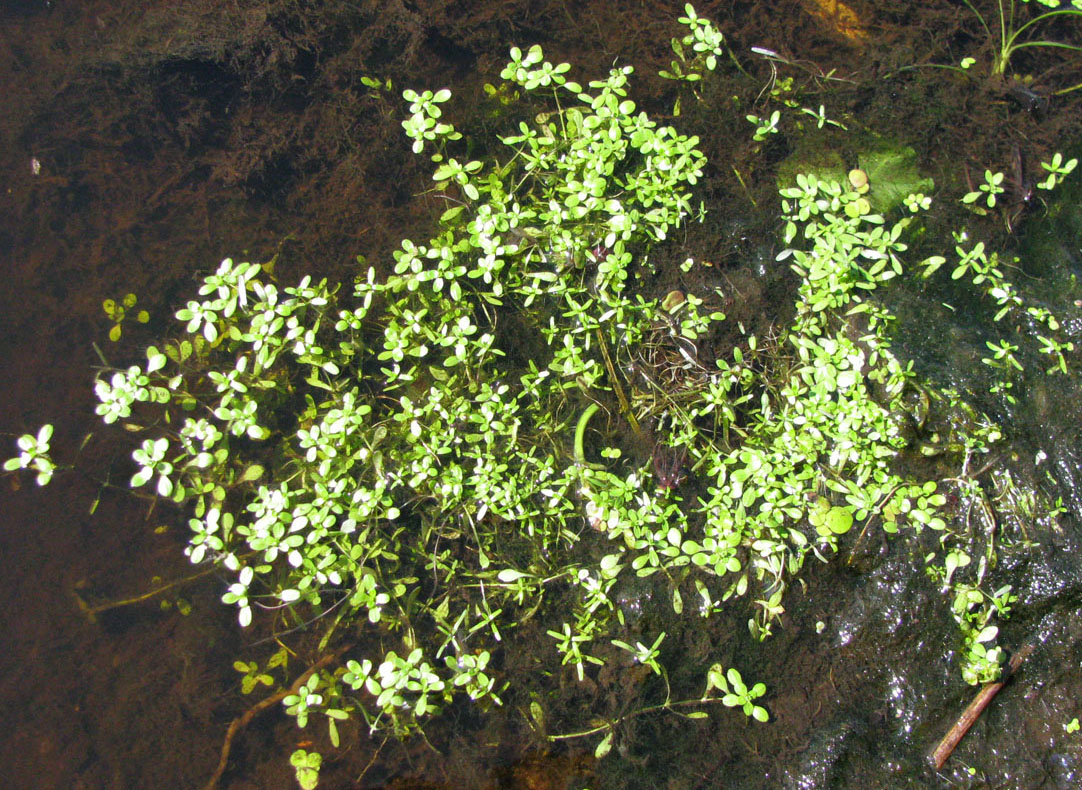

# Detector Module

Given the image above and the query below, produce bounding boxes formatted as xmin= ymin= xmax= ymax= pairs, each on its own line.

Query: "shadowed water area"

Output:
xmin=2 ymin=1 xmax=1082 ymax=788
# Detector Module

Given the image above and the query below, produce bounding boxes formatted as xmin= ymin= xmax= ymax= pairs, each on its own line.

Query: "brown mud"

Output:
xmin=2 ymin=1 xmax=1082 ymax=788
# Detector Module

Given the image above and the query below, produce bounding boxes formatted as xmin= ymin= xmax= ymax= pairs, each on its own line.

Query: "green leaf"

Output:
xmin=529 ymin=701 xmax=545 ymax=734
xmin=976 ymin=625 xmax=999 ymax=643
xmin=594 ymin=729 xmax=614 ymax=759
xmin=238 ymin=464 xmax=265 ymax=483
xmin=826 ymin=506 xmax=854 ymax=535
xmin=707 ymin=664 xmax=727 ymax=693
xmin=146 ymin=346 xmax=167 ymax=373
xmin=290 ymin=749 xmax=321 ymax=790
xmin=440 ymin=205 xmax=466 ymax=224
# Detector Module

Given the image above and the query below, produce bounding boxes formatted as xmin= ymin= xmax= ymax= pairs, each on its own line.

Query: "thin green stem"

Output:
xmin=573 ymin=402 xmax=601 ymax=466
xmin=546 ymin=695 xmax=731 ymax=742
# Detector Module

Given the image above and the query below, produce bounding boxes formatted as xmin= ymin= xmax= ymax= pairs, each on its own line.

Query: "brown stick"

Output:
xmin=200 ymin=649 xmax=346 ymax=790
xmin=930 ymin=642 xmax=1035 ymax=771
xmin=72 ymin=565 xmax=220 ymax=623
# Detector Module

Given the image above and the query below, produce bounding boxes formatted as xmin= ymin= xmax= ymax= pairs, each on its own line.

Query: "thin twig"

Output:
xmin=72 ymin=565 xmax=219 ymax=623
xmin=73 ymin=550 xmax=259 ymax=622
xmin=930 ymin=642 xmax=1035 ymax=771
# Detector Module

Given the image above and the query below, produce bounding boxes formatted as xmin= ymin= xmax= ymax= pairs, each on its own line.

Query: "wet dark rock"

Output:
xmin=1045 ymin=752 xmax=1082 ymax=789
xmin=784 ymin=716 xmax=861 ymax=789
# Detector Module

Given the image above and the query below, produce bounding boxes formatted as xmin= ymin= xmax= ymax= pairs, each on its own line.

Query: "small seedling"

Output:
xmin=102 ymin=292 xmax=149 ymax=341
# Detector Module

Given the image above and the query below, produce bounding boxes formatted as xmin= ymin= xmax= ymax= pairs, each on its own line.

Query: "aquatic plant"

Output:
xmin=7 ymin=14 xmax=760 ymax=780
xmin=3 ymin=423 xmax=55 ymax=486
xmin=961 ymin=0 xmax=1082 ymax=82
xmin=102 ymin=292 xmax=150 ymax=342
xmin=6 ymin=5 xmax=1077 ymax=787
